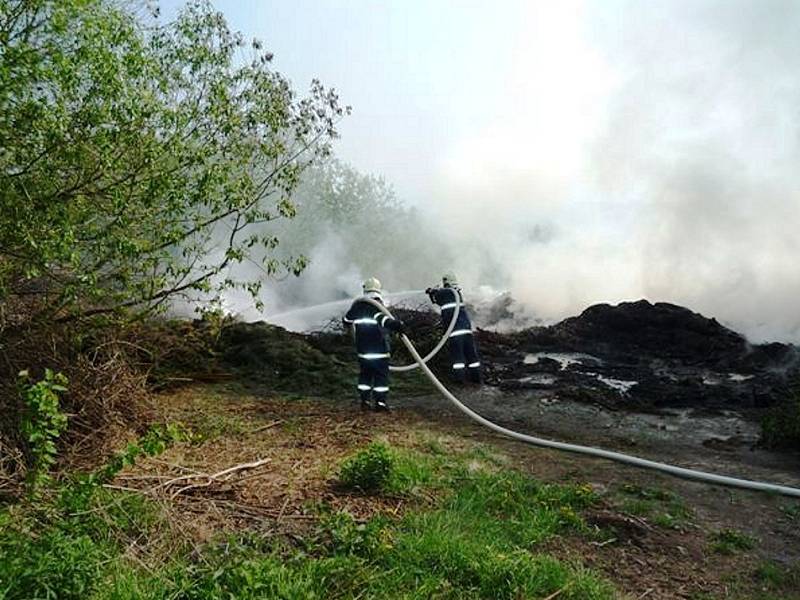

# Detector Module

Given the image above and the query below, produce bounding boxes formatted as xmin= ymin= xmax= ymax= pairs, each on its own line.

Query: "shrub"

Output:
xmin=709 ymin=528 xmax=756 ymax=555
xmin=338 ymin=442 xmax=395 ymax=493
xmin=17 ymin=369 xmax=68 ymax=495
xmin=761 ymin=391 xmax=800 ymax=449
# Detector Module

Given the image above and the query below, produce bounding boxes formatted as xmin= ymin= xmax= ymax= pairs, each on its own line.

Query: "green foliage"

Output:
xmin=753 ymin=561 xmax=800 ymax=592
xmin=780 ymin=502 xmax=800 ymax=521
xmin=618 ymin=483 xmax=692 ymax=529
xmin=17 ymin=368 xmax=68 ymax=495
xmin=96 ymin=422 xmax=190 ymax=483
xmin=120 ymin=463 xmax=610 ymax=600
xmin=338 ymin=442 xmax=395 ymax=493
xmin=315 ymin=511 xmax=392 ymax=558
xmin=165 ymin=537 xmax=612 ymax=600
xmin=272 ymin=158 xmax=453 ymax=290
xmin=0 ymin=0 xmax=347 ymax=322
xmin=0 ymin=421 xmax=181 ymax=599
xmin=761 ymin=391 xmax=800 ymax=449
xmin=709 ymin=528 xmax=757 ymax=555
xmin=0 ymin=431 xmax=615 ymax=599
xmin=0 ymin=486 xmax=164 ymax=600
xmin=0 ymin=518 xmax=112 ymax=600
xmin=59 ymin=423 xmax=189 ymax=514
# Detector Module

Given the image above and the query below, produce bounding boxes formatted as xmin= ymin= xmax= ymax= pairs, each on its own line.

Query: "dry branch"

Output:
xmin=148 ymin=458 xmax=272 ymax=499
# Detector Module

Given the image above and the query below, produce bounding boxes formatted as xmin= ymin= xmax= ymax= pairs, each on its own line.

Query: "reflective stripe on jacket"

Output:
xmin=427 ymin=286 xmax=473 ymax=333
xmin=344 ymin=297 xmax=400 ymax=357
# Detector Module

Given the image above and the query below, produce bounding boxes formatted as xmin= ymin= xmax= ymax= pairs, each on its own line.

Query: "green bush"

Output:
xmin=0 ymin=0 xmax=346 ymax=323
xmin=338 ymin=442 xmax=395 ymax=493
xmin=761 ymin=392 xmax=800 ymax=449
xmin=709 ymin=528 xmax=756 ymax=555
xmin=0 ymin=522 xmax=111 ymax=600
xmin=17 ymin=369 xmax=69 ymax=496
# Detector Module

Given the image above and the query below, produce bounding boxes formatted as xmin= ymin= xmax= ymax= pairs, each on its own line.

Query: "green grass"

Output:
xmin=0 ymin=439 xmax=615 ymax=599
xmin=618 ymin=483 xmax=692 ymax=529
xmin=108 ymin=455 xmax=611 ymax=599
xmin=337 ymin=440 xmax=446 ymax=496
xmin=715 ymin=560 xmax=800 ymax=600
xmin=780 ymin=502 xmax=800 ymax=522
xmin=338 ymin=442 xmax=396 ymax=493
xmin=709 ymin=528 xmax=757 ymax=555
xmin=0 ymin=488 xmax=168 ymax=600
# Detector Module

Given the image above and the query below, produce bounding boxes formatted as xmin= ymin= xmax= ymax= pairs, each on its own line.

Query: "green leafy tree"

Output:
xmin=272 ymin=158 xmax=452 ymax=293
xmin=0 ymin=0 xmax=348 ymax=322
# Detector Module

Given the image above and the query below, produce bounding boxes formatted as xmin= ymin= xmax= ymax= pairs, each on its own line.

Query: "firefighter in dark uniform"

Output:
xmin=426 ymin=272 xmax=481 ymax=384
xmin=343 ymin=277 xmax=406 ymax=411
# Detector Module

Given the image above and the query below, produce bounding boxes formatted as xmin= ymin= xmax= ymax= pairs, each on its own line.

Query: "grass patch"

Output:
xmin=338 ymin=442 xmax=396 ymax=493
xmin=618 ymin=483 xmax=692 ymax=529
xmin=780 ymin=502 xmax=800 ymax=522
xmin=336 ymin=440 xmax=442 ymax=496
xmin=0 ymin=488 xmax=170 ymax=600
xmin=715 ymin=561 xmax=800 ymax=600
xmin=709 ymin=528 xmax=757 ymax=555
xmin=127 ymin=461 xmax=611 ymax=599
xmin=759 ymin=386 xmax=800 ymax=450
xmin=753 ymin=561 xmax=800 ymax=591
xmin=191 ymin=412 xmax=249 ymax=440
xmin=0 ymin=435 xmax=613 ymax=599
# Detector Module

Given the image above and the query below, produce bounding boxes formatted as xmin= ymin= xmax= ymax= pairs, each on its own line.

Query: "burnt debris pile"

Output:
xmin=214 ymin=299 xmax=796 ymax=412
xmin=478 ymin=300 xmax=798 ymax=410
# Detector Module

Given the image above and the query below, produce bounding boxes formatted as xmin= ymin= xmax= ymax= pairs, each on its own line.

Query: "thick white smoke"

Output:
xmin=206 ymin=1 xmax=800 ymax=343
xmin=420 ymin=0 xmax=800 ymax=342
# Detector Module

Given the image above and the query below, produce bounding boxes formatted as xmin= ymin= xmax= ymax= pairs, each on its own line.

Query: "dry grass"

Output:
xmin=0 ymin=324 xmax=155 ymax=488
xmin=112 ymin=384 xmax=440 ymax=541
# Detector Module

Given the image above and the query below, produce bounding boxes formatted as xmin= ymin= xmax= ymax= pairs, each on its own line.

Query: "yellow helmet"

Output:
xmin=362 ymin=277 xmax=382 ymax=294
xmin=442 ymin=272 xmax=458 ymax=287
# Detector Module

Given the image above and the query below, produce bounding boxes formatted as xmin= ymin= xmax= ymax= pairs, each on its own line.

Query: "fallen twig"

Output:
xmin=590 ymin=537 xmax=617 ymax=548
xmin=151 ymin=458 xmax=272 ymax=499
xmin=542 ymin=584 xmax=569 ymax=600
xmin=276 ymin=496 xmax=290 ymax=522
xmin=247 ymin=420 xmax=284 ymax=434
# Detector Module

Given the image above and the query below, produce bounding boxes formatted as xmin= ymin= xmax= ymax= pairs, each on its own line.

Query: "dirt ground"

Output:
xmin=119 ymin=382 xmax=800 ymax=599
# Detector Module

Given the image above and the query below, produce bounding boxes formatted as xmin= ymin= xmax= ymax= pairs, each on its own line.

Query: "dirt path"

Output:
xmin=399 ymin=384 xmax=800 ymax=489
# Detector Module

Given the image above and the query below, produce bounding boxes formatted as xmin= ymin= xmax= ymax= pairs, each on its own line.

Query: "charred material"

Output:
xmin=214 ymin=298 xmax=797 ymax=413
xmin=478 ymin=299 xmax=798 ymax=411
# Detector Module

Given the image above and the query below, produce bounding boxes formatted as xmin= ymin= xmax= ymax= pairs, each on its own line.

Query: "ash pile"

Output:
xmin=477 ymin=299 xmax=798 ymax=411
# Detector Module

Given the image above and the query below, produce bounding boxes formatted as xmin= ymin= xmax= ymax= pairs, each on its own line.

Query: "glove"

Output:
xmin=391 ymin=319 xmax=407 ymax=335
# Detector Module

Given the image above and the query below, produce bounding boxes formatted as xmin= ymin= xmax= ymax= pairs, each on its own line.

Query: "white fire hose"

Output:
xmin=359 ymin=294 xmax=800 ymax=498
xmin=387 ymin=289 xmax=461 ymax=372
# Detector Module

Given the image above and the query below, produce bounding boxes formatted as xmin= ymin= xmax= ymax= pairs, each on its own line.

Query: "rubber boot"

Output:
xmin=467 ymin=367 xmax=482 ymax=385
xmin=374 ymin=394 xmax=390 ymax=412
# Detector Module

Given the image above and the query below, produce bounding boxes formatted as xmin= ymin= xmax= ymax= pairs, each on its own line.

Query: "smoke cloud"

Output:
xmin=211 ymin=1 xmax=800 ymax=343
xmin=420 ymin=0 xmax=800 ymax=342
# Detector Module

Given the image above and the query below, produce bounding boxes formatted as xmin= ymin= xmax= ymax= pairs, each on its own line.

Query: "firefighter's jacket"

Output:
xmin=343 ymin=296 xmax=403 ymax=359
xmin=427 ymin=286 xmax=473 ymax=337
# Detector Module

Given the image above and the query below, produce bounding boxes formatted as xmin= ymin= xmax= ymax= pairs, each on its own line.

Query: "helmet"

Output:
xmin=442 ymin=272 xmax=458 ymax=287
xmin=362 ymin=277 xmax=382 ymax=294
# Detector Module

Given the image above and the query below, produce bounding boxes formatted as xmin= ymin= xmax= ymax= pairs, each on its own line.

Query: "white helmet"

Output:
xmin=362 ymin=277 xmax=382 ymax=294
xmin=442 ymin=272 xmax=458 ymax=287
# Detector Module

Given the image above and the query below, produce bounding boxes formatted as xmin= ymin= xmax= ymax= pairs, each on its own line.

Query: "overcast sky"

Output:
xmin=160 ymin=1 xmax=800 ymax=341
